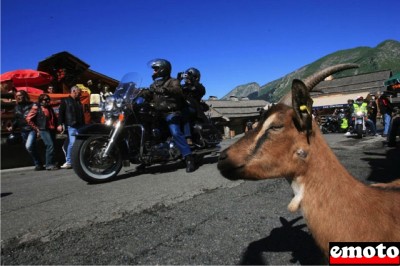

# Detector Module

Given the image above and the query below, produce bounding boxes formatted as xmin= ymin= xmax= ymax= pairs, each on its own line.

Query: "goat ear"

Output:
xmin=291 ymin=79 xmax=313 ymax=133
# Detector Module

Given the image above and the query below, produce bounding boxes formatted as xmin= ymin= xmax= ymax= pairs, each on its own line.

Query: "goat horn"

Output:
xmin=279 ymin=63 xmax=359 ymax=105
xmin=303 ymin=63 xmax=359 ymax=90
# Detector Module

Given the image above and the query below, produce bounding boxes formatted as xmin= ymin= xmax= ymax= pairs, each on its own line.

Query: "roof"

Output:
xmin=312 ymin=92 xmax=370 ymax=109
xmin=204 ymin=99 xmax=268 ymax=119
xmin=312 ymin=70 xmax=391 ymax=96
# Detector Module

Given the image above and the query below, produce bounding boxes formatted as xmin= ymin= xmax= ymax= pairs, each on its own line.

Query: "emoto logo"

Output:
xmin=329 ymin=242 xmax=400 ymax=265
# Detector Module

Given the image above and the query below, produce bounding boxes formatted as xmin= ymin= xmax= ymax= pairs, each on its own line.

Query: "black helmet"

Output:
xmin=149 ymin=59 xmax=172 ymax=80
xmin=185 ymin=67 xmax=201 ymax=82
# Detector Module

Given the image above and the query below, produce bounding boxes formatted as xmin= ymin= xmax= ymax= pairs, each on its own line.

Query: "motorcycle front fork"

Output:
xmin=102 ymin=122 xmax=146 ymax=160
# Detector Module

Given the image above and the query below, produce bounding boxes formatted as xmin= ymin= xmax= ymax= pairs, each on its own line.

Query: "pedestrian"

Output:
xmin=367 ymin=94 xmax=378 ymax=128
xmin=378 ymin=93 xmax=393 ymax=137
xmin=46 ymin=85 xmax=55 ymax=94
xmin=388 ymin=107 xmax=400 ymax=147
xmin=7 ymin=90 xmax=44 ymax=170
xmin=26 ymin=94 xmax=60 ymax=170
xmin=57 ymin=86 xmax=85 ymax=169
xmin=246 ymin=120 xmax=253 ymax=132
xmin=344 ymin=99 xmax=355 ymax=136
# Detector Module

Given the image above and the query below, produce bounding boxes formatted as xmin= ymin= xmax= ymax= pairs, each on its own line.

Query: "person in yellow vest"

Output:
xmin=352 ymin=96 xmax=377 ymax=136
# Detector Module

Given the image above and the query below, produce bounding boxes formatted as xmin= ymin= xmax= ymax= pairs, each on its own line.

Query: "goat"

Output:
xmin=217 ymin=64 xmax=400 ymax=257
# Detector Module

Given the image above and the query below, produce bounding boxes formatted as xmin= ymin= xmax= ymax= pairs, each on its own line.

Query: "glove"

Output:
xmin=154 ymin=87 xmax=165 ymax=94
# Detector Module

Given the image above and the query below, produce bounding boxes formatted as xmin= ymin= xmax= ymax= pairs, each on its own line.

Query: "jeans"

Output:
xmin=182 ymin=106 xmax=196 ymax=138
xmin=39 ymin=130 xmax=56 ymax=167
xmin=383 ymin=113 xmax=392 ymax=135
xmin=62 ymin=126 xmax=78 ymax=164
xmin=165 ymin=113 xmax=191 ymax=158
xmin=365 ymin=118 xmax=376 ymax=135
xmin=21 ymin=130 xmax=42 ymax=166
xmin=388 ymin=116 xmax=400 ymax=145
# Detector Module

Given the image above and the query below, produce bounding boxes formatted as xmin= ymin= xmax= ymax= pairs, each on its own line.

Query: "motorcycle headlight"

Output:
xmin=356 ymin=111 xmax=363 ymax=116
xmin=104 ymin=96 xmax=116 ymax=111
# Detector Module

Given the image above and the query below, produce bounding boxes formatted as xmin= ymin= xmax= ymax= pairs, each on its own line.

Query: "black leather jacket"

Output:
xmin=12 ymin=101 xmax=34 ymax=132
xmin=58 ymin=96 xmax=85 ymax=127
xmin=150 ymin=77 xmax=184 ymax=113
xmin=182 ymin=82 xmax=205 ymax=102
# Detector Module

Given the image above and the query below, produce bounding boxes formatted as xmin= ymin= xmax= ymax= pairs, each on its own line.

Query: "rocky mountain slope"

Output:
xmin=222 ymin=40 xmax=400 ymax=102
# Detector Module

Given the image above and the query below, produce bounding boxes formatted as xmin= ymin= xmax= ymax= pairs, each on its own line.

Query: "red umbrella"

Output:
xmin=0 ymin=69 xmax=53 ymax=86
xmin=16 ymin=86 xmax=44 ymax=94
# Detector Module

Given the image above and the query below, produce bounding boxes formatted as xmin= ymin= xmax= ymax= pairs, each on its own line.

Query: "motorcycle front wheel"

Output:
xmin=355 ymin=124 xmax=363 ymax=138
xmin=72 ymin=136 xmax=123 ymax=183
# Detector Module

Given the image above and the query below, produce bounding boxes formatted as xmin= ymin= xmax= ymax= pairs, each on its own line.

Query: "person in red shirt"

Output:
xmin=26 ymin=94 xmax=60 ymax=170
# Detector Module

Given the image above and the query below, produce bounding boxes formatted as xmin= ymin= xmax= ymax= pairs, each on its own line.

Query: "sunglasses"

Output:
xmin=42 ymin=98 xmax=50 ymax=102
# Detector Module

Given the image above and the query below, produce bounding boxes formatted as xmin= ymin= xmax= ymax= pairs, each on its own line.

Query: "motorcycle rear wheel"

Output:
xmin=72 ymin=136 xmax=123 ymax=183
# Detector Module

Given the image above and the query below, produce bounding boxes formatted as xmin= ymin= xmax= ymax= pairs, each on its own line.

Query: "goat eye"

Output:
xmin=268 ymin=125 xmax=284 ymax=132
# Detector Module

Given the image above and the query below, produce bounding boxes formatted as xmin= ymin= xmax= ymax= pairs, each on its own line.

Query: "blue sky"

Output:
xmin=1 ymin=0 xmax=399 ymax=98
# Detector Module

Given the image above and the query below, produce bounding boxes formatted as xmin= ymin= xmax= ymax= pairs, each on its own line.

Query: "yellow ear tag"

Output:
xmin=299 ymin=105 xmax=310 ymax=115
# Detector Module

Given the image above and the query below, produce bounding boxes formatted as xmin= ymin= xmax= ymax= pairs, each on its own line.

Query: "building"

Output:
xmin=311 ymin=70 xmax=392 ymax=111
xmin=205 ymin=97 xmax=268 ymax=138
xmin=37 ymin=51 xmax=119 ymax=94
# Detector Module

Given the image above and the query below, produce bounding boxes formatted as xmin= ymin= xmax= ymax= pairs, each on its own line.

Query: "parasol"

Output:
xmin=0 ymin=69 xmax=53 ymax=87
xmin=16 ymin=86 xmax=44 ymax=94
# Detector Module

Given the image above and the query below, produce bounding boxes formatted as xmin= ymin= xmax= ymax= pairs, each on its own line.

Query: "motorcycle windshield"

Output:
xmin=113 ymin=72 xmax=142 ymax=101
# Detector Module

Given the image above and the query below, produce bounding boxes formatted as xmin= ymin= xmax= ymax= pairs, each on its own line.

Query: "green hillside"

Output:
xmin=222 ymin=40 xmax=400 ymax=102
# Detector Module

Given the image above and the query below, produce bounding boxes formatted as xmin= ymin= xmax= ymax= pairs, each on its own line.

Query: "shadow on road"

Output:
xmin=240 ymin=216 xmax=325 ymax=265
xmin=87 ymin=155 xmax=220 ymax=185
xmin=363 ymin=148 xmax=400 ymax=183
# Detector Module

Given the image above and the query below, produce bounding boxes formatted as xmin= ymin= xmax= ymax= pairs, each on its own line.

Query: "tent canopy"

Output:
xmin=384 ymin=72 xmax=400 ymax=87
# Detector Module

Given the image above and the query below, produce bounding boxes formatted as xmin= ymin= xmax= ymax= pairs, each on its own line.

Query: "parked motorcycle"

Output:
xmin=71 ymin=73 xmax=222 ymax=183
xmin=320 ymin=110 xmax=348 ymax=134
xmin=320 ymin=115 xmax=340 ymax=134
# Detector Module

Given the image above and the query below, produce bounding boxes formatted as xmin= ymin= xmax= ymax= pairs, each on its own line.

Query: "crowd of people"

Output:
xmin=345 ymin=93 xmax=398 ymax=141
xmin=4 ymin=58 xmax=208 ymax=172
xmin=6 ymin=85 xmax=86 ymax=171
xmin=3 ymin=62 xmax=399 ymax=172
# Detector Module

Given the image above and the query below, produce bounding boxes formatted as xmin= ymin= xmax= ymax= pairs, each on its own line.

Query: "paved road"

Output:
xmin=1 ymin=134 xmax=399 ymax=265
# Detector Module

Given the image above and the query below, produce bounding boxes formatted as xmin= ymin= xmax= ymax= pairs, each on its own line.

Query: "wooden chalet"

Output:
xmin=205 ymin=97 xmax=268 ymax=138
xmin=311 ymin=70 xmax=392 ymax=111
xmin=37 ymin=51 xmax=119 ymax=94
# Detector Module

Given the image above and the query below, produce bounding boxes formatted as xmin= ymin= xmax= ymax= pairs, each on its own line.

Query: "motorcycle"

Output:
xmin=71 ymin=72 xmax=222 ymax=183
xmin=353 ymin=111 xmax=366 ymax=138
xmin=320 ymin=115 xmax=340 ymax=134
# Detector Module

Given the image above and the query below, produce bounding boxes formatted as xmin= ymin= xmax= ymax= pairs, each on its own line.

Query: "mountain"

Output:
xmin=221 ymin=40 xmax=400 ymax=102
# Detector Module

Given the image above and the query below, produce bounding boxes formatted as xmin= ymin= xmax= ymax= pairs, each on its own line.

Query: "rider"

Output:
xmin=148 ymin=59 xmax=196 ymax=173
xmin=352 ymin=96 xmax=377 ymax=136
xmin=180 ymin=67 xmax=208 ymax=143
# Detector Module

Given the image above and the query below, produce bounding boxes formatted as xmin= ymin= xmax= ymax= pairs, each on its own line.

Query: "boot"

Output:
xmin=185 ymin=154 xmax=195 ymax=173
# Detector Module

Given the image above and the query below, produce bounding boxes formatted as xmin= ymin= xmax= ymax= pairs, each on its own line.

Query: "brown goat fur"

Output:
xmin=217 ymin=67 xmax=400 ymax=257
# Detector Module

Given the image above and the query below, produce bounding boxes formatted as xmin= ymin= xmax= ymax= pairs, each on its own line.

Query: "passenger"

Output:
xmin=180 ymin=67 xmax=208 ymax=143
xmin=148 ymin=59 xmax=195 ymax=173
